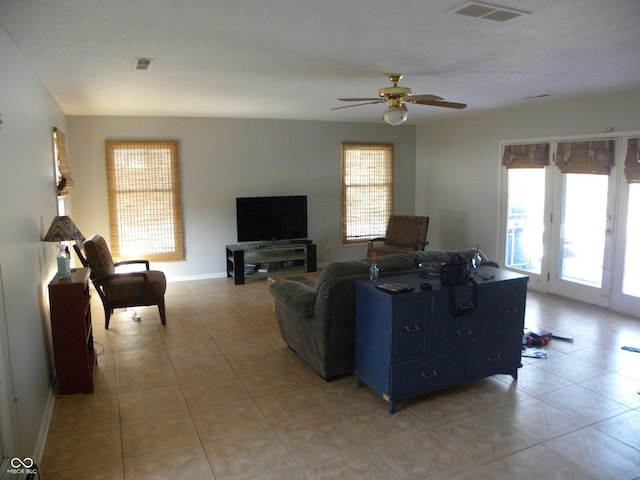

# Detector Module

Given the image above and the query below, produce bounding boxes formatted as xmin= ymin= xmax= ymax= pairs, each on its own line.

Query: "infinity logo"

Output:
xmin=10 ymin=457 xmax=34 ymax=468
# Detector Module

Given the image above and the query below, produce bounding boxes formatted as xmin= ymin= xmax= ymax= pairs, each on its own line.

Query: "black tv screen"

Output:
xmin=236 ymin=196 xmax=308 ymax=242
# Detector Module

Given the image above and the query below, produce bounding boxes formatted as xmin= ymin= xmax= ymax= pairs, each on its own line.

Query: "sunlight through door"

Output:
xmin=559 ymin=174 xmax=608 ymax=288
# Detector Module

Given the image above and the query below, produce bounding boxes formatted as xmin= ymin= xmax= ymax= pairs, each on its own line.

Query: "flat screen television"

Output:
xmin=236 ymin=195 xmax=308 ymax=243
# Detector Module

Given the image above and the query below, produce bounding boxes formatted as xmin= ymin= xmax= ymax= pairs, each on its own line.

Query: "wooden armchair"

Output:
xmin=74 ymin=234 xmax=167 ymax=329
xmin=367 ymin=215 xmax=430 ymax=257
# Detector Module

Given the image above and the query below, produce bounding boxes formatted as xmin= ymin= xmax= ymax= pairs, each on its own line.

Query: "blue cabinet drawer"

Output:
xmin=495 ymin=282 xmax=528 ymax=336
xmin=391 ymin=352 xmax=463 ymax=398
xmin=431 ymin=317 xmax=489 ymax=352
xmin=392 ymin=297 xmax=429 ymax=361
xmin=464 ymin=341 xmax=522 ymax=378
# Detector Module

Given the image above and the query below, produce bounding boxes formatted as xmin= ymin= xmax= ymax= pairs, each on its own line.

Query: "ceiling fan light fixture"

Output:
xmin=383 ymin=104 xmax=408 ymax=126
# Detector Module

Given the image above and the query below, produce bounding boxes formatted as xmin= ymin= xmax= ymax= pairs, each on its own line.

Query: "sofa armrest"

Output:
xmin=269 ymin=280 xmax=316 ymax=318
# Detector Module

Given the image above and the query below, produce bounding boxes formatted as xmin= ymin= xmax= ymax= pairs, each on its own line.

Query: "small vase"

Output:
xmin=471 ymin=244 xmax=482 ymax=270
xmin=369 ymin=253 xmax=379 ymax=281
xmin=472 ymin=252 xmax=482 ymax=269
xmin=57 ymin=245 xmax=71 ymax=278
xmin=369 ymin=263 xmax=380 ymax=282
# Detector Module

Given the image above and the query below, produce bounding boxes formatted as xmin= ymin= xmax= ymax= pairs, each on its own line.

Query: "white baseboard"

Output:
xmin=165 ymin=272 xmax=227 ymax=282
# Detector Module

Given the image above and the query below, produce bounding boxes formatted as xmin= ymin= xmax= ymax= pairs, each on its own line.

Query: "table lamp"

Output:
xmin=43 ymin=216 xmax=85 ymax=278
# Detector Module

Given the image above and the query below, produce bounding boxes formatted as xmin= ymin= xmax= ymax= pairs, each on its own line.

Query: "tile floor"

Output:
xmin=41 ymin=278 xmax=640 ymax=479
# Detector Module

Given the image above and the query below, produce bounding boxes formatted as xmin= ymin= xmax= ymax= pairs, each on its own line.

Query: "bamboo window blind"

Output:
xmin=105 ymin=140 xmax=184 ymax=261
xmin=341 ymin=142 xmax=394 ymax=243
xmin=555 ymin=140 xmax=615 ymax=175
xmin=624 ymin=138 xmax=640 ymax=184
xmin=502 ymin=143 xmax=550 ymax=169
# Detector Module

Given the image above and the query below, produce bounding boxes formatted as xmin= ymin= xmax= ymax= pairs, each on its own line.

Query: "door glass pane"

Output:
xmin=622 ymin=184 xmax=640 ymax=297
xmin=560 ymin=174 xmax=608 ymax=287
xmin=505 ymin=168 xmax=545 ymax=273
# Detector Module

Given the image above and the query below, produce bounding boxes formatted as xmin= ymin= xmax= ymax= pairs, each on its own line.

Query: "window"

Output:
xmin=105 ymin=140 xmax=184 ymax=261
xmin=341 ymin=142 xmax=394 ymax=243
xmin=501 ymin=143 xmax=549 ymax=273
xmin=53 ymin=127 xmax=74 ymax=197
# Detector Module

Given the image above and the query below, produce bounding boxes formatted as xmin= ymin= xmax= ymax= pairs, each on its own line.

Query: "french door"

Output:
xmin=548 ymin=171 xmax=615 ymax=307
xmin=610 ymin=178 xmax=640 ymax=316
xmin=501 ymin=135 xmax=640 ymax=317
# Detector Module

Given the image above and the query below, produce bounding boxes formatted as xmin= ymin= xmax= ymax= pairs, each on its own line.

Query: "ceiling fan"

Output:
xmin=331 ymin=74 xmax=467 ymax=125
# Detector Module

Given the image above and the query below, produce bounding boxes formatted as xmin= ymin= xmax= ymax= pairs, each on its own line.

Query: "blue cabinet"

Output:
xmin=355 ymin=267 xmax=528 ymax=413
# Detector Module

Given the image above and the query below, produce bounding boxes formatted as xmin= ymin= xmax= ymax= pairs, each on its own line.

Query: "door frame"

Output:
xmin=609 ymin=134 xmax=640 ymax=317
xmin=546 ymin=160 xmax=618 ymax=307
xmin=0 ymin=262 xmax=19 ymax=464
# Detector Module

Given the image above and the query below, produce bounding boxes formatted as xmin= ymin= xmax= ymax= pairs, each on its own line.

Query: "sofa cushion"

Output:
xmin=375 ymin=254 xmax=418 ymax=272
xmin=408 ymin=248 xmax=491 ymax=265
xmin=314 ymin=254 xmax=418 ymax=291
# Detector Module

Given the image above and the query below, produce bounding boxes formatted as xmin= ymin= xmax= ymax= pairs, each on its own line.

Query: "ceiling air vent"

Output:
xmin=451 ymin=1 xmax=529 ymax=22
xmin=135 ymin=58 xmax=152 ymax=70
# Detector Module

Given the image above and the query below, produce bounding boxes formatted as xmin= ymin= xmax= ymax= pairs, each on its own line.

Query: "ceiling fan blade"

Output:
xmin=330 ymin=100 xmax=386 ymax=110
xmin=337 ymin=97 xmax=385 ymax=102
xmin=412 ymin=99 xmax=467 ymax=109
xmin=406 ymin=94 xmax=444 ymax=102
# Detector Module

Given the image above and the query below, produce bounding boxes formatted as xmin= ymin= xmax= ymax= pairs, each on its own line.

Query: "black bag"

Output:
xmin=441 ymin=254 xmax=476 ymax=317
xmin=440 ymin=254 xmax=471 ymax=287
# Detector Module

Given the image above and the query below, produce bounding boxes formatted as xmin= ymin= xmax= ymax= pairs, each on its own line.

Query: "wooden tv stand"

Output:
xmin=226 ymin=241 xmax=317 ymax=285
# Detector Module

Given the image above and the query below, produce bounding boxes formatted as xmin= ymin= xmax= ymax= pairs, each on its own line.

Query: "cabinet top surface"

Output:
xmin=49 ymin=267 xmax=90 ymax=286
xmin=357 ymin=266 xmax=528 ymax=296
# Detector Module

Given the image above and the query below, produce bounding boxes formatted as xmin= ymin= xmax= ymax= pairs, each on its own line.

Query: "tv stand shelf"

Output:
xmin=226 ymin=241 xmax=317 ymax=285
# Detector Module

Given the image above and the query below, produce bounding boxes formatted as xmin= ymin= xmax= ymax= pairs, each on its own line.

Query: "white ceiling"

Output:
xmin=1 ymin=0 xmax=639 ymax=125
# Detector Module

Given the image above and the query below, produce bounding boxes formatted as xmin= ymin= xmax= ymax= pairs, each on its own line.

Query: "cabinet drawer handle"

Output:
xmin=421 ymin=370 xmax=438 ymax=379
xmin=506 ymin=306 xmax=519 ymax=314
xmin=456 ymin=329 xmax=472 ymax=337
xmin=457 ymin=302 xmax=475 ymax=311
xmin=405 ymin=325 xmax=420 ymax=333
xmin=487 ymin=354 xmax=502 ymax=362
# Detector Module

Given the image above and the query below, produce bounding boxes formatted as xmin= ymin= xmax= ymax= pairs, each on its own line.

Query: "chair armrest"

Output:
xmin=368 ymin=237 xmax=386 ymax=247
xmin=269 ymin=280 xmax=316 ymax=318
xmin=114 ymin=259 xmax=150 ymax=270
xmin=93 ymin=271 xmax=150 ymax=287
xmin=420 ymin=241 xmax=429 ymax=250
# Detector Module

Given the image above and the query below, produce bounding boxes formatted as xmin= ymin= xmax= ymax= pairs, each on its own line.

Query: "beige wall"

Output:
xmin=0 ymin=25 xmax=65 ymax=460
xmin=67 ymin=116 xmax=416 ymax=279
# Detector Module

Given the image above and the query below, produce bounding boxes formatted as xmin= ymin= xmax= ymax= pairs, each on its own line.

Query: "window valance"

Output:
xmin=502 ymin=143 xmax=550 ymax=169
xmin=555 ymin=140 xmax=615 ymax=175
xmin=624 ymin=138 xmax=640 ymax=184
xmin=53 ymin=127 xmax=74 ymax=196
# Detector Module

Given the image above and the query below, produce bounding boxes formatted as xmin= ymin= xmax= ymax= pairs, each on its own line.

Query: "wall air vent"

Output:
xmin=135 ymin=58 xmax=152 ymax=70
xmin=451 ymin=1 xmax=529 ymax=22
